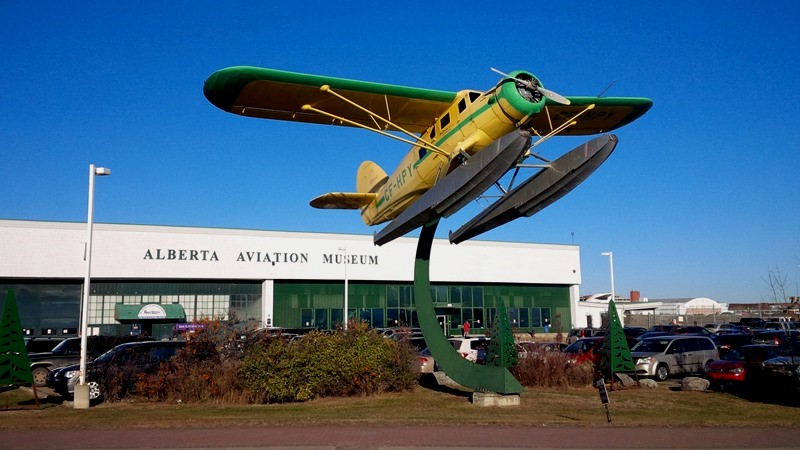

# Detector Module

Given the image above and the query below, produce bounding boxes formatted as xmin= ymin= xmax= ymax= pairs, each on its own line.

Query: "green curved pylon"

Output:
xmin=414 ymin=220 xmax=523 ymax=394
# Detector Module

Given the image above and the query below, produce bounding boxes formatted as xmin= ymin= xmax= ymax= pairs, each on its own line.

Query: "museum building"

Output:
xmin=0 ymin=219 xmax=581 ymax=340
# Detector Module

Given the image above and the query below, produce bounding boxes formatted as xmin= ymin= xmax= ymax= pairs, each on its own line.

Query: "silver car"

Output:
xmin=632 ymin=335 xmax=719 ymax=381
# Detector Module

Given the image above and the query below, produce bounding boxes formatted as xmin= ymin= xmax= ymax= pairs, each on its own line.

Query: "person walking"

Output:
xmin=462 ymin=320 xmax=470 ymax=337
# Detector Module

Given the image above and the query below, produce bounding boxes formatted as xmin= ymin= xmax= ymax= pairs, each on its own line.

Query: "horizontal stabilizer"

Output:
xmin=310 ymin=192 xmax=376 ymax=210
xmin=373 ymin=131 xmax=531 ymax=246
xmin=449 ymin=134 xmax=618 ymax=244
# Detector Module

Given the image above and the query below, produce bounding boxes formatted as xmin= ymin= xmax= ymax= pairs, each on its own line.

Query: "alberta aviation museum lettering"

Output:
xmin=142 ymin=248 xmax=379 ymax=266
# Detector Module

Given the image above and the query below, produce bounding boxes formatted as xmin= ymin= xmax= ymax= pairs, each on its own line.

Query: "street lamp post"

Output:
xmin=601 ymin=252 xmax=615 ymax=303
xmin=339 ymin=246 xmax=348 ymax=330
xmin=75 ymin=164 xmax=110 ymax=409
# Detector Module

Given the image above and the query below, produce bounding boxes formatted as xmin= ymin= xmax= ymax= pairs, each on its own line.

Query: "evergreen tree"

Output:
xmin=606 ymin=299 xmax=634 ymax=375
xmin=0 ymin=289 xmax=33 ymax=385
xmin=485 ymin=301 xmax=519 ymax=368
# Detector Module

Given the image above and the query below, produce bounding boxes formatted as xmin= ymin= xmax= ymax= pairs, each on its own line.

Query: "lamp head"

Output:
xmin=94 ymin=167 xmax=111 ymax=176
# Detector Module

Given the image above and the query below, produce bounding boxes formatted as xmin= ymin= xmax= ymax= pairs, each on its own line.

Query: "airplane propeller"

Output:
xmin=490 ymin=67 xmax=571 ymax=105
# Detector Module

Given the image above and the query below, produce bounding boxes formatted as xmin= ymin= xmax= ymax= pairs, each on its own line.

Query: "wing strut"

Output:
xmin=301 ymin=85 xmax=449 ymax=157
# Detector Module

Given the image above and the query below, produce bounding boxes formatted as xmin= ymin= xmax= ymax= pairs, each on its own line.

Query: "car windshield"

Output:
xmin=724 ymin=348 xmax=747 ymax=361
xmin=632 ymin=339 xmax=670 ymax=353
xmin=49 ymin=338 xmax=78 ymax=354
xmin=92 ymin=346 xmax=122 ymax=363
xmin=564 ymin=339 xmax=594 ymax=353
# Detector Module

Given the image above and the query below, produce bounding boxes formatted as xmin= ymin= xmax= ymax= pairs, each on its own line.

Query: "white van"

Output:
xmin=631 ymin=335 xmax=719 ymax=381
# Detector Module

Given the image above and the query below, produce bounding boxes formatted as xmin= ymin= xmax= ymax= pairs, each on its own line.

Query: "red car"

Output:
xmin=704 ymin=344 xmax=785 ymax=390
xmin=564 ymin=336 xmax=639 ymax=366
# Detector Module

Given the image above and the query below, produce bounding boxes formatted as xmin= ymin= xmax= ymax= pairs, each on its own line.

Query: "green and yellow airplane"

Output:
xmin=204 ymin=67 xmax=651 ymax=243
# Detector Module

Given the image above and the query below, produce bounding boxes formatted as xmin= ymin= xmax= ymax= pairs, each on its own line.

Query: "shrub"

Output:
xmin=239 ymin=321 xmax=417 ymax=403
xmin=134 ymin=318 xmax=247 ymax=403
xmin=510 ymin=350 xmax=594 ymax=388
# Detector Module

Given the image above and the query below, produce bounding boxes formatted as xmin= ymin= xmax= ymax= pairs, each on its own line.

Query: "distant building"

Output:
xmin=728 ymin=302 xmax=799 ymax=318
xmin=574 ymin=292 xmax=662 ymax=328
xmin=650 ymin=298 xmax=729 ymax=316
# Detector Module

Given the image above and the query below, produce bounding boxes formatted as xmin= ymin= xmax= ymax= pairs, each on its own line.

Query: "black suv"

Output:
xmin=47 ymin=340 xmax=185 ymax=403
xmin=29 ymin=335 xmax=152 ymax=386
xmin=24 ymin=336 xmax=65 ymax=353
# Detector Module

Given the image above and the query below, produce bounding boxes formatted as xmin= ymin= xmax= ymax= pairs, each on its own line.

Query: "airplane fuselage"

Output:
xmin=361 ymin=71 xmax=546 ymax=225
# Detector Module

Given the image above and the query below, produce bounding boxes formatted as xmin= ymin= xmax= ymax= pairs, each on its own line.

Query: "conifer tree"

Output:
xmin=485 ymin=301 xmax=519 ymax=368
xmin=0 ymin=289 xmax=33 ymax=386
xmin=605 ymin=299 xmax=634 ymax=376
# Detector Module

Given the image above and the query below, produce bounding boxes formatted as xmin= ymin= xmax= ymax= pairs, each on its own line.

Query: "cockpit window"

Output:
xmin=440 ymin=113 xmax=450 ymax=129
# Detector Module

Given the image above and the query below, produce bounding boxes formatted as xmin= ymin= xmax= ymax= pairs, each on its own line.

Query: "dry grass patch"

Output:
xmin=2 ymin=381 xmax=799 ymax=430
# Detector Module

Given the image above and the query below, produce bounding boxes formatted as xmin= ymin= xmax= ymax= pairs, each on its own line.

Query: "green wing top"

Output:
xmin=204 ymin=66 xmax=457 ymax=134
xmin=535 ymin=97 xmax=654 ymax=136
xmin=203 ymin=66 xmax=652 ymax=136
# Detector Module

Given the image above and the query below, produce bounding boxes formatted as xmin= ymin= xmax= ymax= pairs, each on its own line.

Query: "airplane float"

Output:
xmin=204 ymin=67 xmax=652 ymax=245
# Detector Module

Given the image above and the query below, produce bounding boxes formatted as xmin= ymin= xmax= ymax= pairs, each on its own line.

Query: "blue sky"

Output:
xmin=2 ymin=2 xmax=798 ymax=303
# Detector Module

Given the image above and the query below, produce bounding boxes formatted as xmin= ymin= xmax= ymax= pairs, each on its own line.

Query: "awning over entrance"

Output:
xmin=115 ymin=303 xmax=186 ymax=323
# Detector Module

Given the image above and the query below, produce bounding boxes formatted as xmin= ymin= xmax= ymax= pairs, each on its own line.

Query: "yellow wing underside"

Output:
xmin=204 ymin=66 xmax=457 ymax=134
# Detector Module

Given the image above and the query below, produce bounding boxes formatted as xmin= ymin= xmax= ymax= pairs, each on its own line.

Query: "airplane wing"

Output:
xmin=204 ymin=66 xmax=457 ymax=134
xmin=532 ymin=97 xmax=653 ymax=135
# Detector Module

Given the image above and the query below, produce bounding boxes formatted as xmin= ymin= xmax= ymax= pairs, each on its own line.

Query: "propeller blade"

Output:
xmin=537 ymin=86 xmax=571 ymax=105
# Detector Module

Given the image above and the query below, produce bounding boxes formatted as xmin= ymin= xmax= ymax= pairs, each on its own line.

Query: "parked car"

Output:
xmin=637 ymin=331 xmax=671 ymax=340
xmin=447 ymin=337 xmax=489 ymax=363
xmin=705 ymin=344 xmax=787 ymax=390
xmin=711 ymin=333 xmax=754 ymax=359
xmin=752 ymin=330 xmax=800 ymax=346
xmin=759 ymin=355 xmax=800 ymax=400
xmin=631 ymin=335 xmax=719 ymax=381
xmin=738 ymin=318 xmax=767 ymax=329
xmin=516 ymin=341 xmax=567 ymax=358
xmin=413 ymin=348 xmax=435 ymax=373
xmin=623 ymin=327 xmax=647 ymax=338
xmin=566 ymin=328 xmax=601 ymax=344
xmin=47 ymin=340 xmax=185 ymax=403
xmin=646 ymin=324 xmax=679 ymax=333
xmin=29 ymin=335 xmax=153 ymax=387
xmin=763 ymin=321 xmax=796 ymax=331
xmin=564 ymin=337 xmax=604 ymax=365
xmin=706 ymin=323 xmax=747 ymax=334
xmin=564 ymin=336 xmax=639 ymax=367
xmin=24 ymin=337 xmax=65 ymax=354
xmin=378 ymin=327 xmax=422 ymax=338
xmin=674 ymin=326 xmax=713 ymax=336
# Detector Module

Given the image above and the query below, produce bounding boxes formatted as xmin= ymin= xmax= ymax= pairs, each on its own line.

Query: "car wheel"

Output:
xmin=655 ymin=364 xmax=669 ymax=381
xmin=86 ymin=380 xmax=104 ymax=403
xmin=32 ymin=367 xmax=50 ymax=387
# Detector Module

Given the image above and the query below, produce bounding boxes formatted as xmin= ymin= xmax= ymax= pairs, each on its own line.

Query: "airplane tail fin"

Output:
xmin=309 ymin=161 xmax=388 ymax=225
xmin=356 ymin=161 xmax=388 ymax=194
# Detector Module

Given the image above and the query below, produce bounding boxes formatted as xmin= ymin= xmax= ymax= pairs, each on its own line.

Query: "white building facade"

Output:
xmin=0 ymin=220 xmax=582 ymax=339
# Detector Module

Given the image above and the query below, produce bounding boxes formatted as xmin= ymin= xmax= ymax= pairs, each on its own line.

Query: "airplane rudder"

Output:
xmin=356 ymin=161 xmax=388 ymax=194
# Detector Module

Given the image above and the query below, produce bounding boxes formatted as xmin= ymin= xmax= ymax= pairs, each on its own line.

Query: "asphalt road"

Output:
xmin=4 ymin=425 xmax=800 ymax=449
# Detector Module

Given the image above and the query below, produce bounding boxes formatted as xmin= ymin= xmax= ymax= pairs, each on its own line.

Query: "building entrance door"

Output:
xmin=436 ymin=315 xmax=448 ymax=336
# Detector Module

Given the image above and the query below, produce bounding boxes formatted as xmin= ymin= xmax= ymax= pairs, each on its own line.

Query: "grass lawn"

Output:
xmin=2 ymin=377 xmax=799 ymax=429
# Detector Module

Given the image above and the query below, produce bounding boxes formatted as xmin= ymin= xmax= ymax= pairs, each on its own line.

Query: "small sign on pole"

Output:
xmin=596 ymin=378 xmax=611 ymax=423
